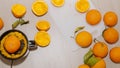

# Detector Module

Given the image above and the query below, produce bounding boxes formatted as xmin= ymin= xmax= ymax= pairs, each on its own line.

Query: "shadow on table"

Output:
xmin=0 ymin=50 xmax=30 ymax=66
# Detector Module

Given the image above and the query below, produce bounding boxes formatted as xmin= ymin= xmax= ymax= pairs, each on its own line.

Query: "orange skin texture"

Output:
xmin=86 ymin=9 xmax=101 ymax=25
xmin=75 ymin=31 xmax=92 ymax=48
xmin=4 ymin=35 xmax=21 ymax=54
xmin=93 ymin=42 xmax=108 ymax=58
xmin=103 ymin=28 xmax=119 ymax=44
xmin=110 ymin=47 xmax=120 ymax=63
xmin=103 ymin=11 xmax=118 ymax=27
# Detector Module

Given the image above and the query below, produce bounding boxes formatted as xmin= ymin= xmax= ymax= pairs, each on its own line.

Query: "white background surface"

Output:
xmin=0 ymin=0 xmax=120 ymax=68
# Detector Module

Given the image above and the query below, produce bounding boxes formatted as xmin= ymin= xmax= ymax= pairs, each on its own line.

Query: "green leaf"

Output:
xmin=86 ymin=56 xmax=100 ymax=67
xmin=84 ymin=49 xmax=93 ymax=64
xmin=74 ymin=26 xmax=85 ymax=34
xmin=19 ymin=19 xmax=29 ymax=25
xmin=12 ymin=20 xmax=20 ymax=29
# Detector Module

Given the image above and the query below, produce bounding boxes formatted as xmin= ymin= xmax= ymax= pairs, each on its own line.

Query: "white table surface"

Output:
xmin=0 ymin=0 xmax=120 ymax=68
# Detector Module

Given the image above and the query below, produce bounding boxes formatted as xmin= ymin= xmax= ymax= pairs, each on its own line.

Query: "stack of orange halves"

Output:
xmin=34 ymin=20 xmax=51 ymax=47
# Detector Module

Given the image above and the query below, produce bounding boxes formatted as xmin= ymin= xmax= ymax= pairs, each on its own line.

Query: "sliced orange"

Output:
xmin=36 ymin=20 xmax=50 ymax=31
xmin=51 ymin=0 xmax=64 ymax=7
xmin=32 ymin=0 xmax=48 ymax=16
xmin=34 ymin=31 xmax=50 ymax=47
xmin=75 ymin=0 xmax=90 ymax=13
xmin=11 ymin=4 xmax=26 ymax=18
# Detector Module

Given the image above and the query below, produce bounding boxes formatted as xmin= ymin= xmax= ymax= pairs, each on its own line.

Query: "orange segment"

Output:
xmin=4 ymin=35 xmax=21 ymax=54
xmin=51 ymin=0 xmax=64 ymax=7
xmin=36 ymin=20 xmax=50 ymax=31
xmin=34 ymin=31 xmax=50 ymax=47
xmin=11 ymin=4 xmax=26 ymax=18
xmin=75 ymin=0 xmax=90 ymax=13
xmin=32 ymin=0 xmax=48 ymax=16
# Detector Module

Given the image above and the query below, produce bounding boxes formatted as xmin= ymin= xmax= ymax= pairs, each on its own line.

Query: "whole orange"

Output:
xmin=92 ymin=58 xmax=106 ymax=68
xmin=103 ymin=11 xmax=118 ymax=27
xmin=110 ymin=47 xmax=120 ymax=63
xmin=75 ymin=31 xmax=92 ymax=48
xmin=103 ymin=27 xmax=119 ymax=44
xmin=0 ymin=17 xmax=4 ymax=30
xmin=4 ymin=35 xmax=21 ymax=53
xmin=86 ymin=9 xmax=101 ymax=25
xmin=93 ymin=42 xmax=108 ymax=58
xmin=78 ymin=64 xmax=90 ymax=68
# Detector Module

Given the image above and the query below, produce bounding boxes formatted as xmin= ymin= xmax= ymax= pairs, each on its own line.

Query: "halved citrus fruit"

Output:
xmin=36 ymin=20 xmax=50 ymax=31
xmin=34 ymin=31 xmax=50 ymax=47
xmin=32 ymin=0 xmax=48 ymax=16
xmin=75 ymin=0 xmax=90 ymax=13
xmin=51 ymin=0 xmax=64 ymax=7
xmin=11 ymin=4 xmax=26 ymax=18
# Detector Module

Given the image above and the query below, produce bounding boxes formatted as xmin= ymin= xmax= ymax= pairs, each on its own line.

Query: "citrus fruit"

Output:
xmin=34 ymin=31 xmax=50 ymax=47
xmin=103 ymin=27 xmax=119 ymax=44
xmin=93 ymin=42 xmax=108 ymax=58
xmin=78 ymin=64 xmax=90 ymax=68
xmin=75 ymin=0 xmax=90 ymax=13
xmin=103 ymin=11 xmax=118 ymax=27
xmin=51 ymin=0 xmax=64 ymax=7
xmin=32 ymin=0 xmax=48 ymax=16
xmin=11 ymin=4 xmax=26 ymax=18
xmin=86 ymin=9 xmax=101 ymax=25
xmin=0 ymin=17 xmax=4 ymax=30
xmin=75 ymin=31 xmax=92 ymax=47
xmin=4 ymin=35 xmax=21 ymax=53
xmin=92 ymin=58 xmax=106 ymax=68
xmin=36 ymin=20 xmax=50 ymax=31
xmin=110 ymin=47 xmax=120 ymax=63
